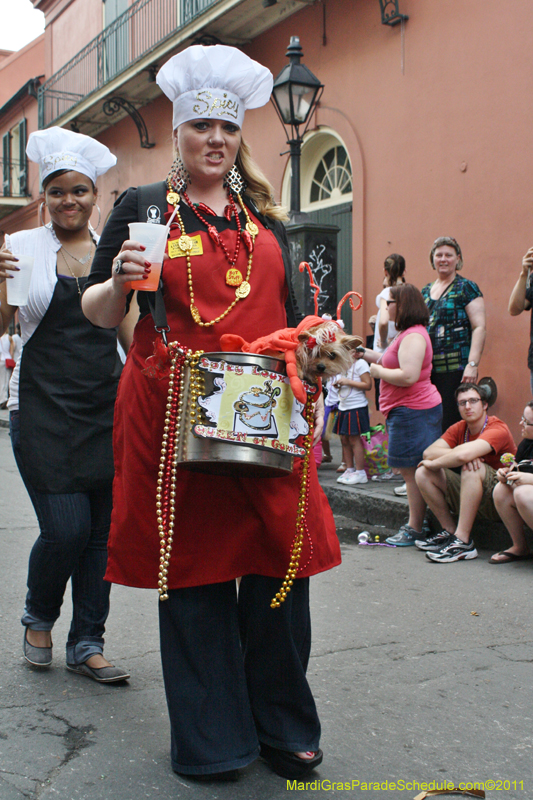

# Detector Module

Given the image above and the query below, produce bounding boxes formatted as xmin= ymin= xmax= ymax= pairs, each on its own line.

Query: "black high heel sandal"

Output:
xmin=260 ymin=743 xmax=323 ymax=779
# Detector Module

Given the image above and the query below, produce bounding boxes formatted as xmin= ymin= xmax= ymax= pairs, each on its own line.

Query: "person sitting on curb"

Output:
xmin=489 ymin=400 xmax=533 ymax=564
xmin=414 ymin=383 xmax=516 ymax=563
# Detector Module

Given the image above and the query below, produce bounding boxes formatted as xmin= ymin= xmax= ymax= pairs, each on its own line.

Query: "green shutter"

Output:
xmin=2 ymin=131 xmax=10 ymax=196
xmin=18 ymin=118 xmax=27 ymax=195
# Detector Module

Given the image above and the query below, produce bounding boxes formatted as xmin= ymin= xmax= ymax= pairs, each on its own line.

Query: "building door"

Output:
xmin=306 ymin=202 xmax=353 ymax=331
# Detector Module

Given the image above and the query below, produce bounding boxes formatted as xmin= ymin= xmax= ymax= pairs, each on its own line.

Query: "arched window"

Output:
xmin=281 ymin=129 xmax=353 ymax=212
xmin=310 ymin=145 xmax=352 ymax=203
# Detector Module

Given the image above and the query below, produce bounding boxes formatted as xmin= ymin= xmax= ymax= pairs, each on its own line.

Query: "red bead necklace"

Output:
xmin=183 ymin=191 xmax=243 ymax=267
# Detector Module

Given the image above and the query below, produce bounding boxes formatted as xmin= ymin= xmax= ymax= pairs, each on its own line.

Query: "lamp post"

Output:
xmin=271 ymin=36 xmax=323 ymax=221
xmin=271 ymin=38 xmax=341 ymax=322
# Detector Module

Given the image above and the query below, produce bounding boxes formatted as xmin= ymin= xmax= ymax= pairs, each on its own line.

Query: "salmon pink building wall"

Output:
xmin=240 ymin=0 xmax=533 ymax=438
xmin=0 ymin=36 xmax=44 ymax=107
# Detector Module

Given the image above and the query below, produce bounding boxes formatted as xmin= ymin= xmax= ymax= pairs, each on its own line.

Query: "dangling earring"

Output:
xmin=223 ymin=164 xmax=246 ymax=195
xmin=89 ymin=203 xmax=101 ymax=231
xmin=39 ymin=202 xmax=46 ymax=226
xmin=166 ymin=156 xmax=190 ymax=194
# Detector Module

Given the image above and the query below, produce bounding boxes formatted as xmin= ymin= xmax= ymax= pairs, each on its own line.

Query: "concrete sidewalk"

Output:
xmin=316 ymin=436 xmax=527 ymax=553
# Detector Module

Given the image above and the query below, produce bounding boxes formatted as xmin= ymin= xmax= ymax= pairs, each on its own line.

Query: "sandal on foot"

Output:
xmin=23 ymin=628 xmax=52 ymax=667
xmin=489 ymin=550 xmax=533 ymax=564
xmin=260 ymin=743 xmax=323 ymax=779
xmin=66 ymin=661 xmax=130 ymax=683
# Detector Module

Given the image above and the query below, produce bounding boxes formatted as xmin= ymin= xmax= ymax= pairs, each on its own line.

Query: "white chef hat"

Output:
xmin=26 ymin=127 xmax=117 ymax=186
xmin=156 ymin=45 xmax=273 ymax=130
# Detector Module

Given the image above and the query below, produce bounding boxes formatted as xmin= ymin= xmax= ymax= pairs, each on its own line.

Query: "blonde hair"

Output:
xmin=236 ymin=138 xmax=288 ymax=221
xmin=173 ymin=135 xmax=288 ymax=221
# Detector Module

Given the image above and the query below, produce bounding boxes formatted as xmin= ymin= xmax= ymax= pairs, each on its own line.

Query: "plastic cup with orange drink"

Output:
xmin=126 ymin=222 xmax=168 ymax=292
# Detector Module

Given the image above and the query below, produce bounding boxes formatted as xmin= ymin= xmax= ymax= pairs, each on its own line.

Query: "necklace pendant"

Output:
xmin=241 ymin=230 xmax=254 ymax=253
xmin=246 ymin=221 xmax=259 ymax=237
xmin=235 ymin=281 xmax=250 ymax=299
xmin=197 ymin=202 xmax=216 ymax=217
xmin=190 ymin=304 xmax=202 ymax=324
xmin=226 ymin=268 xmax=243 ymax=287
xmin=207 ymin=225 xmax=220 ymax=246
xmin=167 ymin=191 xmax=180 ymax=206
xmin=178 ymin=235 xmax=193 ymax=252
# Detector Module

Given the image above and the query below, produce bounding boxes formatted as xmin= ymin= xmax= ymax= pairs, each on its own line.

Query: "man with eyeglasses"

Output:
xmin=414 ymin=384 xmax=516 ymax=562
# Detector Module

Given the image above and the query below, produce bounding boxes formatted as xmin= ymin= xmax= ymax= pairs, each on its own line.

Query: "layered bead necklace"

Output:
xmin=166 ymin=179 xmax=258 ymax=327
xmin=49 ymin=225 xmax=95 ymax=296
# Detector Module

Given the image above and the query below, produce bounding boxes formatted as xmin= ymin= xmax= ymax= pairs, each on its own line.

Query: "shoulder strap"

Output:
xmin=137 ymin=182 xmax=170 ymax=340
xmin=136 ymin=182 xmax=168 ymax=225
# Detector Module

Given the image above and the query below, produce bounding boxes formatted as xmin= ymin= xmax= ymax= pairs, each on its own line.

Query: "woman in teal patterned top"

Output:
xmin=422 ymin=237 xmax=486 ymax=430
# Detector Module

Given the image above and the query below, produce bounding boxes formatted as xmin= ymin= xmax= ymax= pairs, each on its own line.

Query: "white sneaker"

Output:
xmin=337 ymin=471 xmax=355 ymax=484
xmin=337 ymin=471 xmax=368 ymax=485
xmin=393 ymin=483 xmax=407 ymax=496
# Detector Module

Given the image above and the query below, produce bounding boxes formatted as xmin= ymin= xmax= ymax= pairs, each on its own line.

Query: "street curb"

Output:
xmin=322 ymin=484 xmax=408 ymax=530
xmin=320 ymin=482 xmax=533 ymax=553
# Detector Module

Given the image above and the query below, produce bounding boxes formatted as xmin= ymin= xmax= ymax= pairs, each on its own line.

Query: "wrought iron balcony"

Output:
xmin=38 ymin=0 xmax=219 ymax=129
xmin=37 ymin=0 xmax=307 ymax=136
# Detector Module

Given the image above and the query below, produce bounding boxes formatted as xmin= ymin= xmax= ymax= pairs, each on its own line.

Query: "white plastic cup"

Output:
xmin=127 ymin=222 xmax=168 ymax=292
xmin=6 ymin=255 xmax=35 ymax=306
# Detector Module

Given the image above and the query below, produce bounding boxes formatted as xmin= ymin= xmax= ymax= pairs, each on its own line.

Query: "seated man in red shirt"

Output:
xmin=415 ymin=383 xmax=516 ymax=563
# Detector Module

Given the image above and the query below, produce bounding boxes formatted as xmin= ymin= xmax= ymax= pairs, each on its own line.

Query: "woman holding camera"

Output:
xmin=490 ymin=400 xmax=533 ymax=563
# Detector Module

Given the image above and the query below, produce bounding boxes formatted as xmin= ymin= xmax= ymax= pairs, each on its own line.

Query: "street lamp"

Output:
xmin=271 ymin=36 xmax=323 ymax=219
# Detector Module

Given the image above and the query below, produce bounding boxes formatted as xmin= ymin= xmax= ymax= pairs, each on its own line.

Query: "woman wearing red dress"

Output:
xmin=82 ymin=45 xmax=340 ymax=783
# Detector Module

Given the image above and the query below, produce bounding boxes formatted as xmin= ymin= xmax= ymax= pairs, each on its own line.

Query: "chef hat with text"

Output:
xmin=27 ymin=127 xmax=117 ymax=186
xmin=156 ymin=45 xmax=273 ymax=130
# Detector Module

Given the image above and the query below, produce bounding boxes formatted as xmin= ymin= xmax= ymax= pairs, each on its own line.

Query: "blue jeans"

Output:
xmin=10 ymin=411 xmax=112 ymax=665
xmin=159 ymin=576 xmax=320 ymax=775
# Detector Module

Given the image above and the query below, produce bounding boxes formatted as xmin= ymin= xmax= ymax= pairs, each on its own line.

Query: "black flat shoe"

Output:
xmin=260 ymin=743 xmax=323 ymax=779
xmin=23 ymin=628 xmax=52 ymax=667
xmin=174 ymin=770 xmax=239 ymax=782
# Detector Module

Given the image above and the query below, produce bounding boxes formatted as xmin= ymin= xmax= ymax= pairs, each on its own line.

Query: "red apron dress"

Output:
xmin=106 ymin=208 xmax=341 ymax=589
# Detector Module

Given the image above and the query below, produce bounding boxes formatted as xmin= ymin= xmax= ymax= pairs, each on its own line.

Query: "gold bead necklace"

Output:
xmin=166 ymin=186 xmax=258 ymax=327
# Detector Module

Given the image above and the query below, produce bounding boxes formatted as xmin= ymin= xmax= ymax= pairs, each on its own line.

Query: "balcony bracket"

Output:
xmin=103 ymin=97 xmax=155 ymax=148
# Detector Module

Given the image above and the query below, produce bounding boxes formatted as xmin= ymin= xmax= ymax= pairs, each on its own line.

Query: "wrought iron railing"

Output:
xmin=38 ymin=0 xmax=220 ymax=128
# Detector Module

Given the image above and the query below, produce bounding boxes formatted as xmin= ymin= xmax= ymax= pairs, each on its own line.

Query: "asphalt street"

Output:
xmin=1 ymin=424 xmax=532 ymax=800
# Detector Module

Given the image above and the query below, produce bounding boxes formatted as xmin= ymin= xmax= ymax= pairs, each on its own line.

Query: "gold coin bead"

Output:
xmin=172 ymin=194 xmax=257 ymax=327
xmin=270 ymin=394 xmax=315 ymax=608
xmin=157 ymin=343 xmax=205 ymax=601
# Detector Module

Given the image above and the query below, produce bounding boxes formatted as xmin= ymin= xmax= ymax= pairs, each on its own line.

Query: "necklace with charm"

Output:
xmin=48 ymin=224 xmax=94 ymax=265
xmin=165 ymin=179 xmax=259 ymax=327
xmin=58 ymin=248 xmax=92 ymax=296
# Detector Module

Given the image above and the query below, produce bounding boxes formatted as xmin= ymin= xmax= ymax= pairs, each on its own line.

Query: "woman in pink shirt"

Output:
xmin=362 ymin=284 xmax=442 ymax=545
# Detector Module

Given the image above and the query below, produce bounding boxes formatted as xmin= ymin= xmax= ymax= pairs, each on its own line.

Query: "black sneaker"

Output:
xmin=426 ymin=535 xmax=478 ymax=563
xmin=415 ymin=530 xmax=453 ymax=552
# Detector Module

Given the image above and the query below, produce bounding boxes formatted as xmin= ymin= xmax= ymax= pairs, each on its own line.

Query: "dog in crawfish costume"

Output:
xmin=220 ymin=315 xmax=362 ymax=404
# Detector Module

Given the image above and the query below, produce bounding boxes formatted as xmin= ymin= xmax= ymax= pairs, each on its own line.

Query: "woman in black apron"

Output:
xmin=0 ymin=128 xmax=129 ymax=682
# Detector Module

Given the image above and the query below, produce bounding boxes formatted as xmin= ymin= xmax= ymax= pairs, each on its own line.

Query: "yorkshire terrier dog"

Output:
xmin=220 ymin=315 xmax=362 ymax=404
